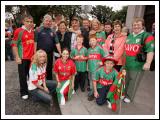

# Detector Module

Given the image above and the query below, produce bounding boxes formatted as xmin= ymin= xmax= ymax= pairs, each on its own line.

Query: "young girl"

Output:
xmin=70 ymin=34 xmax=88 ymax=92
xmin=28 ymin=50 xmax=57 ymax=107
xmin=53 ymin=48 xmax=76 ymax=105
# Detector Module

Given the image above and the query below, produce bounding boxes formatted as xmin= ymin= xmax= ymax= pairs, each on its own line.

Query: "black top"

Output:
xmin=80 ymin=27 xmax=90 ymax=49
xmin=54 ymin=31 xmax=72 ymax=52
xmin=35 ymin=26 xmax=59 ymax=53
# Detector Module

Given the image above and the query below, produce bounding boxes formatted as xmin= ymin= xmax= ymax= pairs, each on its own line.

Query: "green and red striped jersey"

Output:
xmin=93 ymin=66 xmax=118 ymax=89
xmin=87 ymin=45 xmax=106 ymax=72
xmin=11 ymin=27 xmax=35 ymax=60
xmin=125 ymin=31 xmax=154 ymax=71
xmin=70 ymin=46 xmax=88 ymax=72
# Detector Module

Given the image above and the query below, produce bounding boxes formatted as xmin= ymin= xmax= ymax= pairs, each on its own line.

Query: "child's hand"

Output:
xmin=94 ymin=91 xmax=99 ymax=98
xmin=98 ymin=62 xmax=103 ymax=66
xmin=122 ymin=69 xmax=126 ymax=76
xmin=74 ymin=55 xmax=80 ymax=60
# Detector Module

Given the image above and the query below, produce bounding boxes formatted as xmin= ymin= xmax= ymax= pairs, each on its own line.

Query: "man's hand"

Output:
xmin=15 ymin=57 xmax=22 ymax=64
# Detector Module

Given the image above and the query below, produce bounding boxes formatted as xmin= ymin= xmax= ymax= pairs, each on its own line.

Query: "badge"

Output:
xmin=50 ymin=32 xmax=53 ymax=37
xmin=126 ymin=39 xmax=129 ymax=43
xmin=58 ymin=66 xmax=61 ymax=70
xmin=25 ymin=35 xmax=28 ymax=38
xmin=136 ymin=38 xmax=141 ymax=43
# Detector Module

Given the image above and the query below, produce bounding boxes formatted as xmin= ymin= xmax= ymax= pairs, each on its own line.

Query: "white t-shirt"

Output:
xmin=28 ymin=64 xmax=46 ymax=90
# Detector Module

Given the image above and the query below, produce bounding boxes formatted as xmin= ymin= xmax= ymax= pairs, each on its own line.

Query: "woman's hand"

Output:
xmin=143 ymin=62 xmax=151 ymax=71
xmin=57 ymin=82 xmax=61 ymax=88
xmin=89 ymin=30 xmax=96 ymax=35
xmin=43 ymin=87 xmax=49 ymax=93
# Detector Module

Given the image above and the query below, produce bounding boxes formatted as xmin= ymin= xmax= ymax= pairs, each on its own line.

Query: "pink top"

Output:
xmin=103 ymin=33 xmax=127 ymax=65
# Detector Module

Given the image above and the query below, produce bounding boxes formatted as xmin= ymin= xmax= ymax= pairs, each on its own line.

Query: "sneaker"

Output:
xmin=22 ymin=95 xmax=28 ymax=100
xmin=123 ymin=97 xmax=131 ymax=103
xmin=120 ymin=96 xmax=125 ymax=100
xmin=107 ymin=100 xmax=112 ymax=109
xmin=88 ymin=95 xmax=94 ymax=101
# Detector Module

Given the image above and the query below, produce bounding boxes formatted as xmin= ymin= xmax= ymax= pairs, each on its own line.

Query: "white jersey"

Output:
xmin=28 ymin=64 xmax=46 ymax=90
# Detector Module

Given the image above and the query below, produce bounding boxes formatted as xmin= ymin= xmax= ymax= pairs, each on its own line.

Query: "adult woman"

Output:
xmin=124 ymin=17 xmax=154 ymax=103
xmin=103 ymin=20 xmax=127 ymax=72
xmin=54 ymin=21 xmax=72 ymax=59
xmin=89 ymin=19 xmax=106 ymax=46
xmin=28 ymin=50 xmax=57 ymax=107
xmin=53 ymin=48 xmax=76 ymax=105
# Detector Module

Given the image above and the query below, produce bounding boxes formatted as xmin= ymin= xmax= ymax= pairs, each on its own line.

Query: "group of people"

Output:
xmin=9 ymin=13 xmax=154 ymax=112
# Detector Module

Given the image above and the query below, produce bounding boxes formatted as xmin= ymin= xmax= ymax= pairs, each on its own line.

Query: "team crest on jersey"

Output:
xmin=58 ymin=66 xmax=61 ymax=70
xmin=151 ymin=43 xmax=154 ymax=48
xmin=67 ymin=66 xmax=71 ymax=70
xmin=50 ymin=32 xmax=53 ymax=37
xmin=126 ymin=39 xmax=130 ymax=43
xmin=25 ymin=35 xmax=28 ymax=38
xmin=136 ymin=38 xmax=141 ymax=43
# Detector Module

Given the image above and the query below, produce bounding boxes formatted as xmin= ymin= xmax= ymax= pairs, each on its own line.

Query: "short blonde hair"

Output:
xmin=132 ymin=17 xmax=145 ymax=26
xmin=31 ymin=49 xmax=47 ymax=67
xmin=91 ymin=18 xmax=101 ymax=29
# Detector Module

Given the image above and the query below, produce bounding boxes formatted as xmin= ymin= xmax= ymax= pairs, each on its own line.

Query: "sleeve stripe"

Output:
xmin=32 ymin=80 xmax=38 ymax=85
xmin=145 ymin=36 xmax=154 ymax=44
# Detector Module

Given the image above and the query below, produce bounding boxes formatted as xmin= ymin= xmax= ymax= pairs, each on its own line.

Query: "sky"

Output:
xmin=108 ymin=5 xmax=124 ymax=11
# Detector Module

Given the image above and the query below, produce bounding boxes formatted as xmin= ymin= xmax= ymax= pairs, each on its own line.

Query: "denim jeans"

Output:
xmin=30 ymin=80 xmax=57 ymax=104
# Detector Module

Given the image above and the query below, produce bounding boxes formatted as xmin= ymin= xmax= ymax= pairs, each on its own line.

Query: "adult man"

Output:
xmin=35 ymin=14 xmax=61 ymax=80
xmin=12 ymin=15 xmax=35 ymax=99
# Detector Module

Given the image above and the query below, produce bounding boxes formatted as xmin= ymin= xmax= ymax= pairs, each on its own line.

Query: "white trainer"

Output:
xmin=107 ymin=100 xmax=112 ymax=109
xmin=123 ymin=97 xmax=131 ymax=103
xmin=120 ymin=96 xmax=125 ymax=100
xmin=22 ymin=95 xmax=28 ymax=100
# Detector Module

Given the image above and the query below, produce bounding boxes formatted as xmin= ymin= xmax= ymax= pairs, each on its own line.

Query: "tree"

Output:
xmin=90 ymin=5 xmax=114 ymax=24
xmin=6 ymin=5 xmax=83 ymax=27
xmin=111 ymin=6 xmax=128 ymax=24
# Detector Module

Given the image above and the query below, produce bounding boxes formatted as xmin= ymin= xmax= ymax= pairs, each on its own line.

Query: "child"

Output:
xmin=53 ymin=48 xmax=76 ymax=105
xmin=70 ymin=34 xmax=88 ymax=92
xmin=28 ymin=50 xmax=57 ymax=108
xmin=93 ymin=55 xmax=118 ymax=107
xmin=107 ymin=68 xmax=126 ymax=111
xmin=87 ymin=34 xmax=106 ymax=101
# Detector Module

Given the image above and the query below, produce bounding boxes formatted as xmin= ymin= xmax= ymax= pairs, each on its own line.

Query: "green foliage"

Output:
xmin=91 ymin=5 xmax=114 ymax=24
xmin=111 ymin=6 xmax=128 ymax=23
xmin=91 ymin=5 xmax=128 ymax=24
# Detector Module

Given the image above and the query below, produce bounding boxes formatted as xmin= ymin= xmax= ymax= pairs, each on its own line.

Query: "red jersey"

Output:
xmin=53 ymin=58 xmax=76 ymax=82
xmin=11 ymin=26 xmax=35 ymax=59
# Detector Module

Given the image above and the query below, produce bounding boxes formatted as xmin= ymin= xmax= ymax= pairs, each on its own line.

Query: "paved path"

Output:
xmin=5 ymin=61 xmax=155 ymax=115
xmin=60 ymin=69 xmax=155 ymax=115
xmin=5 ymin=61 xmax=61 ymax=115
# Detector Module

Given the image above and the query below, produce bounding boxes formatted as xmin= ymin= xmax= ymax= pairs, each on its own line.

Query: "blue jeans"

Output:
xmin=30 ymin=80 xmax=57 ymax=104
xmin=96 ymin=85 xmax=111 ymax=105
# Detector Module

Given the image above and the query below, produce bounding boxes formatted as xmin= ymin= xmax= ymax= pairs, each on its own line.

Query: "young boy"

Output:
xmin=87 ymin=34 xmax=106 ymax=101
xmin=93 ymin=55 xmax=118 ymax=106
xmin=93 ymin=55 xmax=126 ymax=112
xmin=70 ymin=34 xmax=88 ymax=92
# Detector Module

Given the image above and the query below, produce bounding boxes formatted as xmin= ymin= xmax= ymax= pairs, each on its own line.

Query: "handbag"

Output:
xmin=136 ymin=33 xmax=147 ymax=62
